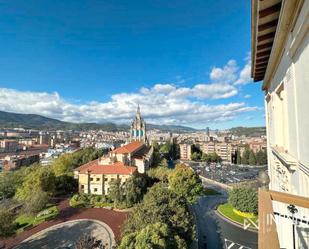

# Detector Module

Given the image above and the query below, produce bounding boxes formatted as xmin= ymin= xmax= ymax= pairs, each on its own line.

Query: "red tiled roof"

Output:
xmin=112 ymin=141 xmax=144 ymax=154
xmin=77 ymin=160 xmax=136 ymax=175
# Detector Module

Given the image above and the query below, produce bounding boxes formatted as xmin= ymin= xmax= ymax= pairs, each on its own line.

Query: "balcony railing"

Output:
xmin=258 ymin=189 xmax=309 ymax=249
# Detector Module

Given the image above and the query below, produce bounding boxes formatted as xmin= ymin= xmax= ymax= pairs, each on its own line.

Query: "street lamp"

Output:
xmin=287 ymin=204 xmax=298 ymax=249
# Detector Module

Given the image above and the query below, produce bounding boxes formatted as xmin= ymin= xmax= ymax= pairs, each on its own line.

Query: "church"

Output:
xmin=130 ymin=104 xmax=147 ymax=143
xmin=75 ymin=106 xmax=153 ymax=195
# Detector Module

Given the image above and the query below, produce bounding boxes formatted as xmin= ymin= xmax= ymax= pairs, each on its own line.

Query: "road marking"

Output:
xmin=224 ymin=238 xmax=252 ymax=249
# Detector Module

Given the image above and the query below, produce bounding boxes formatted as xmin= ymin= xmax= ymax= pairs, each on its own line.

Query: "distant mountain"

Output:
xmin=0 ymin=110 xmax=196 ymax=132
xmin=229 ymin=126 xmax=266 ymax=137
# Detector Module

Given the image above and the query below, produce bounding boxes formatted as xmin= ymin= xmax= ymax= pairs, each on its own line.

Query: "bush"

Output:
xmin=69 ymin=193 xmax=90 ymax=208
xmin=228 ymin=187 xmax=258 ymax=214
xmin=0 ymin=208 xmax=16 ymax=238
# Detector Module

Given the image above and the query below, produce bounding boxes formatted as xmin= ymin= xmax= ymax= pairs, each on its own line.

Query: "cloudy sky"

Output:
xmin=0 ymin=0 xmax=265 ymax=129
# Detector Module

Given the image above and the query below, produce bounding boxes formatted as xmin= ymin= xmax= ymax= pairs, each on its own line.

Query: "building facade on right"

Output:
xmin=251 ymin=0 xmax=309 ymax=248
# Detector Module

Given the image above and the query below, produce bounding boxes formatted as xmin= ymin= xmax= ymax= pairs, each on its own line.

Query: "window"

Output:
xmin=104 ymin=178 xmax=108 ymax=181
xmin=81 ymin=185 xmax=84 ymax=189
xmin=94 ymin=188 xmax=98 ymax=192
xmin=90 ymin=177 xmax=94 ymax=181
xmin=96 ymin=178 xmax=100 ymax=181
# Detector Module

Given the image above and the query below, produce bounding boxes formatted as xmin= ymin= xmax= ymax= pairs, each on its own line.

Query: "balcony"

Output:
xmin=258 ymin=189 xmax=309 ymax=249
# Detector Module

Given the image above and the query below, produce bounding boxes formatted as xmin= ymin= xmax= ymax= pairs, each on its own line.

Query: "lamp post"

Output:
xmin=258 ymin=170 xmax=270 ymax=190
xmin=287 ymin=204 xmax=298 ymax=249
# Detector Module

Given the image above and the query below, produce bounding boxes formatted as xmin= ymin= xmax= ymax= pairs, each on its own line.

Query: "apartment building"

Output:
xmin=251 ymin=0 xmax=309 ymax=248
xmin=179 ymin=143 xmax=192 ymax=160
xmin=201 ymin=142 xmax=236 ymax=164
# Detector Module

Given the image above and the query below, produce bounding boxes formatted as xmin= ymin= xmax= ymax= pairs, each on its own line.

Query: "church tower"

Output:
xmin=130 ymin=105 xmax=146 ymax=143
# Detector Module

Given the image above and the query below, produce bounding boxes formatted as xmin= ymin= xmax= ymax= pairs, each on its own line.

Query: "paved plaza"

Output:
xmin=15 ymin=219 xmax=115 ymax=249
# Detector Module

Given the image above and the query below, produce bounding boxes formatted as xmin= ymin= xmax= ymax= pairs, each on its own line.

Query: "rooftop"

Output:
xmin=76 ymin=160 xmax=136 ymax=175
xmin=112 ymin=141 xmax=144 ymax=154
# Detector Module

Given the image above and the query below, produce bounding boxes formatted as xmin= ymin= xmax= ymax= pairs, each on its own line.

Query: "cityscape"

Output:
xmin=0 ymin=1 xmax=308 ymax=249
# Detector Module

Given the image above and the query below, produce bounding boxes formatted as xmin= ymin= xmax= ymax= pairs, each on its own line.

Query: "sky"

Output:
xmin=0 ymin=0 xmax=265 ymax=129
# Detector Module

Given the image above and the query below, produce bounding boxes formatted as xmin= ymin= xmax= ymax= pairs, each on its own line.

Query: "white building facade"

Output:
xmin=252 ymin=0 xmax=309 ymax=248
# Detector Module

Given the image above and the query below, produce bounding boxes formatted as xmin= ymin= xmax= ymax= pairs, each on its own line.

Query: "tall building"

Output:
xmin=251 ymin=0 xmax=309 ymax=248
xmin=179 ymin=143 xmax=192 ymax=160
xmin=130 ymin=105 xmax=147 ymax=143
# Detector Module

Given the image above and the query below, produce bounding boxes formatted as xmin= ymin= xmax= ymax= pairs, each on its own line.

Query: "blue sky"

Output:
xmin=0 ymin=0 xmax=265 ymax=129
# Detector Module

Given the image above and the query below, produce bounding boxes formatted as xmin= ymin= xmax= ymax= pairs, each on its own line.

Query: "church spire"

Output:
xmin=137 ymin=104 xmax=140 ymax=115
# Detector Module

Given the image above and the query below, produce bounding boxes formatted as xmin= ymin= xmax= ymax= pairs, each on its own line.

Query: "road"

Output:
xmin=193 ymin=184 xmax=258 ymax=249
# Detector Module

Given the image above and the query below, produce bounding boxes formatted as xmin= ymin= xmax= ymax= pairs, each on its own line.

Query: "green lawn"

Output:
xmin=15 ymin=205 xmax=59 ymax=233
xmin=217 ymin=203 xmax=258 ymax=229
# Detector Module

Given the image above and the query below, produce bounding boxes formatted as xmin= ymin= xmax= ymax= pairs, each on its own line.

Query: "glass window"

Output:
xmin=90 ymin=177 xmax=93 ymax=181
xmin=136 ymin=130 xmax=139 ymax=136
xmin=94 ymin=188 xmax=97 ymax=192
xmin=96 ymin=178 xmax=100 ymax=181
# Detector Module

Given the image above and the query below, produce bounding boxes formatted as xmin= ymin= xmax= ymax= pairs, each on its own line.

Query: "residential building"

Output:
xmin=179 ymin=143 xmax=192 ymax=160
xmin=0 ymin=139 xmax=19 ymax=152
xmin=251 ymin=0 xmax=309 ymax=248
xmin=2 ymin=154 xmax=40 ymax=170
xmin=201 ymin=142 xmax=236 ymax=164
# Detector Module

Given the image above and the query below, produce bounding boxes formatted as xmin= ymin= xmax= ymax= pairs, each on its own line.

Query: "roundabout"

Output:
xmin=14 ymin=219 xmax=116 ymax=249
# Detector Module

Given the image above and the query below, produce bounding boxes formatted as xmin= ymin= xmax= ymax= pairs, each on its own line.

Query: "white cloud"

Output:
xmin=234 ymin=54 xmax=252 ymax=85
xmin=210 ymin=60 xmax=238 ymax=83
xmin=244 ymin=94 xmax=251 ymax=98
xmin=0 ymin=86 xmax=258 ymax=127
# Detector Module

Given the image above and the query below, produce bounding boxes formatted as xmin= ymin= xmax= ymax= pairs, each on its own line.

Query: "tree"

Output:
xmin=241 ymin=148 xmax=250 ymax=165
xmin=248 ymin=150 xmax=256 ymax=165
xmin=159 ymin=158 xmax=169 ymax=168
xmin=168 ymin=164 xmax=203 ymax=204
xmin=55 ymin=175 xmax=78 ymax=195
xmin=209 ymin=152 xmax=222 ymax=163
xmin=122 ymin=183 xmax=195 ymax=246
xmin=236 ymin=150 xmax=242 ymax=165
xmin=228 ymin=187 xmax=258 ymax=214
xmin=15 ymin=166 xmax=56 ymax=201
xmin=123 ymin=173 xmax=148 ymax=207
xmin=23 ymin=190 xmax=49 ymax=214
xmin=108 ymin=179 xmax=123 ymax=206
xmin=119 ymin=222 xmax=186 ymax=249
xmin=190 ymin=152 xmax=201 ymax=161
xmin=256 ymin=150 xmax=267 ymax=165
xmin=0 ymin=208 xmax=15 ymax=238
xmin=75 ymin=235 xmax=106 ymax=249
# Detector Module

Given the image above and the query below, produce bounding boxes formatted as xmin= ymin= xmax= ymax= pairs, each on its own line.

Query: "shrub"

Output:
xmin=228 ymin=187 xmax=258 ymax=214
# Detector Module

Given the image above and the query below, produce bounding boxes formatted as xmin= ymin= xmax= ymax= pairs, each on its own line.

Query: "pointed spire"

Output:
xmin=137 ymin=104 xmax=140 ymax=115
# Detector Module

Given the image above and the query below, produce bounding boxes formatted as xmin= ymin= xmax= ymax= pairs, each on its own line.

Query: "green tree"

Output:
xmin=23 ymin=190 xmax=49 ymax=214
xmin=190 ymin=152 xmax=201 ymax=161
xmin=168 ymin=164 xmax=203 ymax=204
xmin=256 ymin=150 xmax=267 ymax=165
xmin=147 ymin=166 xmax=171 ymax=182
xmin=236 ymin=150 xmax=241 ymax=165
xmin=108 ymin=179 xmax=123 ymax=206
xmin=0 ymin=208 xmax=15 ymax=238
xmin=241 ymin=148 xmax=250 ymax=165
xmin=248 ymin=150 xmax=256 ymax=165
xmin=15 ymin=166 xmax=56 ymax=201
xmin=159 ymin=158 xmax=169 ymax=168
xmin=119 ymin=222 xmax=186 ymax=249
xmin=228 ymin=187 xmax=258 ymax=214
xmin=123 ymin=173 xmax=148 ymax=207
xmin=123 ymin=183 xmax=195 ymax=246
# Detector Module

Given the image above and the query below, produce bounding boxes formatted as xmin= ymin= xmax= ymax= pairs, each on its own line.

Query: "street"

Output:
xmin=193 ymin=185 xmax=258 ymax=249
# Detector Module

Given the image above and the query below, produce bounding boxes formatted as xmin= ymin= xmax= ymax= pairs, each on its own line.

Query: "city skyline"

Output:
xmin=0 ymin=0 xmax=265 ymax=129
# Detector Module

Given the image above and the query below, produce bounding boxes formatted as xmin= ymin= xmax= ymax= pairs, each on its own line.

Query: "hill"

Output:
xmin=229 ymin=126 xmax=266 ymax=137
xmin=0 ymin=110 xmax=195 ymax=132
